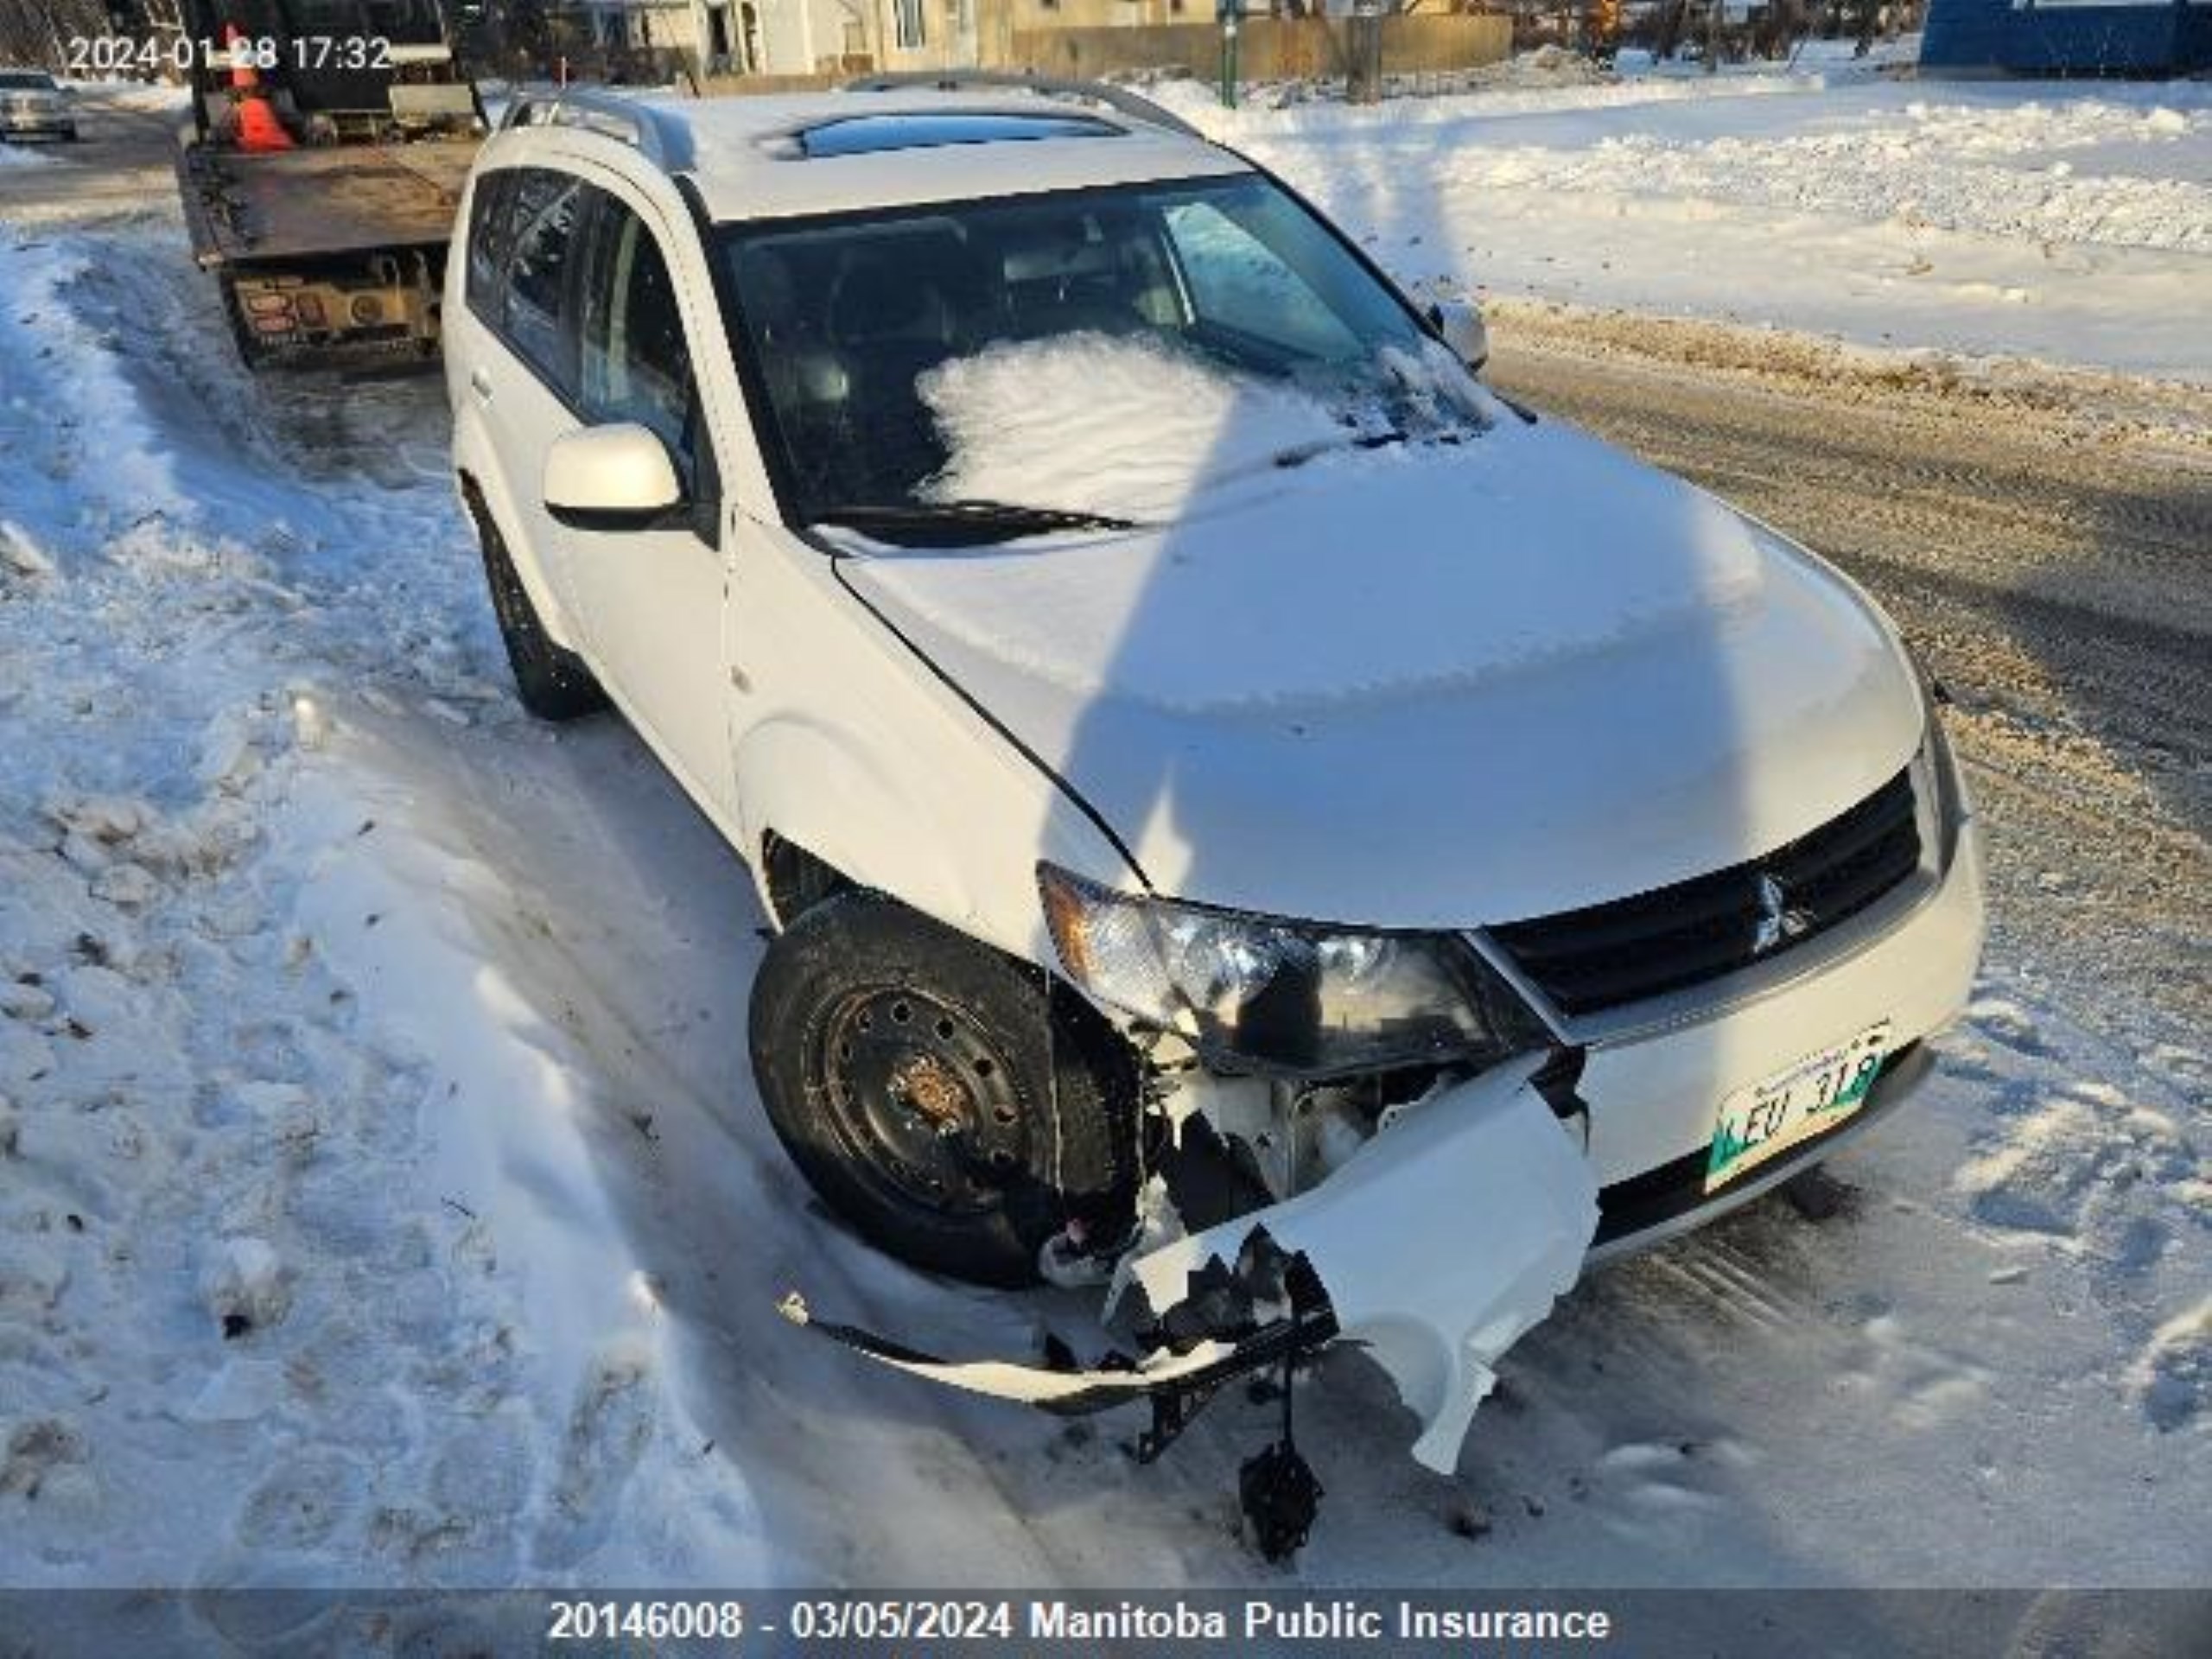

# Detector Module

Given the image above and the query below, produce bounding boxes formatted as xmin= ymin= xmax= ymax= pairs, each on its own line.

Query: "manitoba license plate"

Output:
xmin=1704 ymin=1020 xmax=1891 ymax=1194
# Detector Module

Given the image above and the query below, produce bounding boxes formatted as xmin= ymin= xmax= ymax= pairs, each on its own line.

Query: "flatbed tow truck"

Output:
xmin=174 ymin=0 xmax=486 ymax=368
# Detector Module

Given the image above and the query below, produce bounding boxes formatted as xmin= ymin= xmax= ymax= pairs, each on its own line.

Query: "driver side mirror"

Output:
xmin=543 ymin=423 xmax=683 ymax=532
xmin=1427 ymin=298 xmax=1489 ymax=376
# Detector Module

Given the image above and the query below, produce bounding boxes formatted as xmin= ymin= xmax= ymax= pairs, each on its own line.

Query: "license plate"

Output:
xmin=1704 ymin=1020 xmax=1891 ymax=1194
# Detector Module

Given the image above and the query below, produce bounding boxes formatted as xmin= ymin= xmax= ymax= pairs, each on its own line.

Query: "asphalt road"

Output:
xmin=1491 ymin=318 xmax=2212 ymax=1049
xmin=14 ymin=86 xmax=2208 ymax=1049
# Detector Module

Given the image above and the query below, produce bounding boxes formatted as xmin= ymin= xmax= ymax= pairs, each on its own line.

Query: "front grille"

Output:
xmin=1491 ymin=769 xmax=1921 ymax=1018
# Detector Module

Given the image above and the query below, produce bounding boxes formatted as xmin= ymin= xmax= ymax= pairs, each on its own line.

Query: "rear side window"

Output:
xmin=579 ymin=200 xmax=699 ymax=490
xmin=463 ymin=170 xmax=517 ymax=320
xmin=503 ymin=168 xmax=588 ymax=391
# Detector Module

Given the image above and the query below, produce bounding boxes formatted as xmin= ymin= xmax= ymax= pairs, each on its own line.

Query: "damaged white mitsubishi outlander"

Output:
xmin=447 ymin=77 xmax=1984 ymax=1502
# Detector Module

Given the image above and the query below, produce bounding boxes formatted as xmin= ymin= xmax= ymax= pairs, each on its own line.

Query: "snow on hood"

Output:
xmin=881 ymin=426 xmax=1758 ymax=716
xmin=914 ymin=330 xmax=1504 ymax=528
xmin=918 ymin=333 xmax=1347 ymax=526
xmin=865 ymin=334 xmax=1727 ymax=720
xmin=844 ymin=410 xmax=1924 ymax=927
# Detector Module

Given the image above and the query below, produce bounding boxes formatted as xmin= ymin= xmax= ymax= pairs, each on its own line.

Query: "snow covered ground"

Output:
xmin=0 ymin=140 xmax=58 ymax=168
xmin=0 ymin=76 xmax=2207 ymax=1620
xmin=1154 ymin=50 xmax=2212 ymax=383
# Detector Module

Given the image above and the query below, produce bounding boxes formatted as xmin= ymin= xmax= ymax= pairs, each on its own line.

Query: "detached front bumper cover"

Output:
xmin=780 ymin=1055 xmax=1599 ymax=1476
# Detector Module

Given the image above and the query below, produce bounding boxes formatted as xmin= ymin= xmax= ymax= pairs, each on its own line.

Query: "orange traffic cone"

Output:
xmin=224 ymin=23 xmax=293 ymax=153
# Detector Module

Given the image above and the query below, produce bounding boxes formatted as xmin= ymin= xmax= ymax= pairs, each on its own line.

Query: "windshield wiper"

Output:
xmin=1272 ymin=423 xmax=1486 ymax=472
xmin=1272 ymin=428 xmax=1408 ymax=470
xmin=810 ymin=499 xmax=1135 ymax=549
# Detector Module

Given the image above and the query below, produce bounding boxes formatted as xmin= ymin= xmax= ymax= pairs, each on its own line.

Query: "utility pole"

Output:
xmin=1346 ymin=0 xmax=1382 ymax=105
xmin=1217 ymin=0 xmax=1238 ymax=109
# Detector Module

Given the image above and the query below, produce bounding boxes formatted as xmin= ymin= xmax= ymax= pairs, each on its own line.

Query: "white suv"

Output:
xmin=446 ymin=78 xmax=1982 ymax=1471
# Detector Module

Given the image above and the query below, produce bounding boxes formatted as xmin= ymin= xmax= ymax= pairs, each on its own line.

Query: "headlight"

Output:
xmin=1038 ymin=864 xmax=1541 ymax=1077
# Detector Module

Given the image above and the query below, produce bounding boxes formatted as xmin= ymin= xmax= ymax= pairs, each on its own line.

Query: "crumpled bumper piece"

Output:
xmin=1128 ymin=1056 xmax=1598 ymax=1471
xmin=778 ymin=1058 xmax=1598 ymax=1472
xmin=776 ymin=1289 xmax=1251 ymax=1408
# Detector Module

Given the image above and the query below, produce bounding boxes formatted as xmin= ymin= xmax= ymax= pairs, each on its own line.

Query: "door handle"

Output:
xmin=468 ymin=367 xmax=493 ymax=403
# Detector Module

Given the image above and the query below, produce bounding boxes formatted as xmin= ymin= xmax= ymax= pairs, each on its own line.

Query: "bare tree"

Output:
xmin=0 ymin=1 xmax=123 ymax=69
xmin=1850 ymin=0 xmax=1878 ymax=54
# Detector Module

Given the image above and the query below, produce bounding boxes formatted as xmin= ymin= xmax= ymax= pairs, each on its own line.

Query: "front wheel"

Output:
xmin=749 ymin=889 xmax=1141 ymax=1286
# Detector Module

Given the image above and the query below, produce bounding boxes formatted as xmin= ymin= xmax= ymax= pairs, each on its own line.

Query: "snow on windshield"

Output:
xmin=914 ymin=331 xmax=1498 ymax=528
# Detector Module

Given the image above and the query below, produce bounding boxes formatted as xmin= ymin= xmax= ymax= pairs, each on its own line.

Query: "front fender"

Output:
xmin=734 ymin=714 xmax=989 ymax=946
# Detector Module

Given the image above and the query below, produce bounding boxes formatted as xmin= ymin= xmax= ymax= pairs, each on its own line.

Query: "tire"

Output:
xmin=750 ymin=889 xmax=1141 ymax=1287
xmin=472 ymin=501 xmax=607 ymax=721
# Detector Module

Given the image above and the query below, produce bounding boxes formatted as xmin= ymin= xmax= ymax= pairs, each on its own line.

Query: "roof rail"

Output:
xmin=840 ymin=70 xmax=1204 ymax=141
xmin=500 ymin=86 xmax=683 ymax=168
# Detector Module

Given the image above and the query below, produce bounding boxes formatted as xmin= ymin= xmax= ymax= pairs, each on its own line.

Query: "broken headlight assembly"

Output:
xmin=1038 ymin=864 xmax=1543 ymax=1079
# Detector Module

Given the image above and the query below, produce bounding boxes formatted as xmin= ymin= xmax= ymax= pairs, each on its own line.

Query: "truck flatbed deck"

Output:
xmin=178 ymin=137 xmax=476 ymax=270
xmin=167 ymin=0 xmax=486 ymax=368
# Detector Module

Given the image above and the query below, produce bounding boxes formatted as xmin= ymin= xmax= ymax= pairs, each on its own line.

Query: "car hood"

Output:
xmin=839 ymin=416 xmax=1923 ymax=927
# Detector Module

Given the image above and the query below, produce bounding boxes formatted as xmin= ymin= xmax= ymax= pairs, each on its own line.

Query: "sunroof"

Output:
xmin=796 ymin=111 xmax=1124 ymax=159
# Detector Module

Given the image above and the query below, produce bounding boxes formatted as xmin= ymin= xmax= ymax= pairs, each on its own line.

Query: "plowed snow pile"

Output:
xmin=0 ymin=224 xmax=772 ymax=1593
xmin=1153 ymin=59 xmax=2212 ymax=382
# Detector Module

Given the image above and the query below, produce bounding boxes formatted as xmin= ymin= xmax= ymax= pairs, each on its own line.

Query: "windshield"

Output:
xmin=0 ymin=72 xmax=57 ymax=91
xmin=718 ymin=174 xmax=1491 ymax=542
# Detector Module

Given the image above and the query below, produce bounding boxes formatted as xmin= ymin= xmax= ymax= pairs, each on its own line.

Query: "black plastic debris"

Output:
xmin=1241 ymin=1440 xmax=1323 ymax=1562
xmin=1241 ymin=1323 xmax=1324 ymax=1562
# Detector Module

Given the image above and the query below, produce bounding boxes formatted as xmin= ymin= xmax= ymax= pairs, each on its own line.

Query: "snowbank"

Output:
xmin=1152 ymin=73 xmax=2212 ymax=381
xmin=0 ymin=219 xmax=768 ymax=1591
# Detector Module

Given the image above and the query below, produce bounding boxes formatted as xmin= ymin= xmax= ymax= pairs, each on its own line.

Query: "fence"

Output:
xmin=688 ymin=13 xmax=1513 ymax=101
xmin=697 ymin=69 xmax=849 ymax=96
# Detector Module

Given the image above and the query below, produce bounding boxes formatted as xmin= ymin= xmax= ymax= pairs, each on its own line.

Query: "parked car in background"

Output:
xmin=0 ymin=69 xmax=77 ymax=142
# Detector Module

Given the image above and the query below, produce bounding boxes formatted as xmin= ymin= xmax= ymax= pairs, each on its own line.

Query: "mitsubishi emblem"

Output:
xmin=1752 ymin=872 xmax=1809 ymax=956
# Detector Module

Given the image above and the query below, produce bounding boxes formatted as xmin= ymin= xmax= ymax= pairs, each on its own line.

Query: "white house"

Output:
xmin=556 ymin=0 xmax=868 ymax=74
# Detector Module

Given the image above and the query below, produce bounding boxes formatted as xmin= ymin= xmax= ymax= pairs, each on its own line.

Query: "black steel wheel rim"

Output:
xmin=808 ymin=985 xmax=1030 ymax=1217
